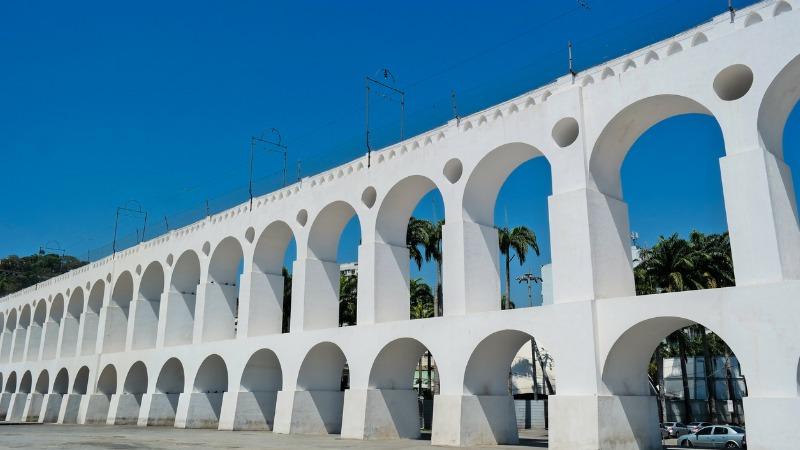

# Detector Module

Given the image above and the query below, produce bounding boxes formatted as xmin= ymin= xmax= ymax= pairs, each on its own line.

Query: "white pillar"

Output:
xmin=720 ymin=147 xmax=800 ymax=284
xmin=341 ymin=389 xmax=420 ymax=440
xmin=160 ymin=290 xmax=196 ymax=347
xmin=431 ymin=394 xmax=518 ymax=446
xmin=59 ymin=315 xmax=80 ymax=358
xmin=356 ymin=242 xmax=410 ymax=324
xmin=273 ymin=390 xmax=344 ymax=435
xmin=57 ymin=394 xmax=83 ymax=424
xmin=129 ymin=300 xmax=159 ymax=350
xmin=548 ymin=188 xmax=635 ymax=303
xmin=38 ymin=393 xmax=62 ymax=423
xmin=78 ymin=311 xmax=100 ymax=355
xmin=197 ymin=282 xmax=237 ymax=342
xmin=241 ymin=271 xmax=284 ymax=337
xmin=138 ymin=392 xmax=180 ymax=426
xmin=40 ymin=320 xmax=59 ymax=360
xmin=173 ymin=392 xmax=224 ymax=429
xmin=218 ymin=390 xmax=278 ymax=430
xmin=442 ymin=220 xmax=501 ymax=316
xmin=290 ymin=258 xmax=340 ymax=331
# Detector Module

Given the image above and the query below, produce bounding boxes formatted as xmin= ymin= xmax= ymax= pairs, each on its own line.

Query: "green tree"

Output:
xmin=424 ymin=220 xmax=444 ymax=317
xmin=410 ymin=278 xmax=434 ymax=319
xmin=281 ymin=267 xmax=292 ymax=333
xmin=407 ymin=218 xmax=429 ymax=271
xmin=497 ymin=226 xmax=539 ymax=310
xmin=0 ymin=253 xmax=87 ymax=297
xmin=339 ymin=273 xmax=357 ymax=326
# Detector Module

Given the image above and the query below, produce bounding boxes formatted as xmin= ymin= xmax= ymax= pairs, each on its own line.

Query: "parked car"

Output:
xmin=663 ymin=422 xmax=691 ymax=438
xmin=677 ymin=425 xmax=746 ymax=448
xmin=659 ymin=424 xmax=669 ymax=439
xmin=687 ymin=421 xmax=714 ymax=433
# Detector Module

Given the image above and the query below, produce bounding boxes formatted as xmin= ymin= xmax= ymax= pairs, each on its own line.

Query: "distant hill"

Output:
xmin=0 ymin=253 xmax=87 ymax=297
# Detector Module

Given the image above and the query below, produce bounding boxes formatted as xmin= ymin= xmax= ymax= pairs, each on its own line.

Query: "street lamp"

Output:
xmin=249 ymin=128 xmax=288 ymax=210
xmin=516 ymin=272 xmax=543 ymax=307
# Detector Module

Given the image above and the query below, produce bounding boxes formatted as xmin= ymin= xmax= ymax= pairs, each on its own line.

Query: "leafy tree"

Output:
xmin=497 ymin=226 xmax=539 ymax=310
xmin=0 ymin=253 xmax=87 ymax=297
xmin=407 ymin=218 xmax=429 ymax=271
xmin=339 ymin=273 xmax=357 ymax=326
xmin=410 ymin=278 xmax=434 ymax=319
xmin=281 ymin=267 xmax=292 ymax=333
xmin=406 ymin=217 xmax=444 ymax=316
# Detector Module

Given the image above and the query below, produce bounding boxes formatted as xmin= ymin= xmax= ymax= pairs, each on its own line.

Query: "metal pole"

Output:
xmin=451 ymin=90 xmax=460 ymax=125
xmin=296 ymin=160 xmax=302 ymax=182
xmin=365 ymin=78 xmax=371 ymax=167
xmin=400 ymin=91 xmax=405 ymax=140
xmin=112 ymin=209 xmax=119 ymax=254
xmin=568 ymin=41 xmax=576 ymax=78
xmin=728 ymin=0 xmax=735 ymax=23
xmin=142 ymin=212 xmax=148 ymax=242
xmin=249 ymin=137 xmax=255 ymax=210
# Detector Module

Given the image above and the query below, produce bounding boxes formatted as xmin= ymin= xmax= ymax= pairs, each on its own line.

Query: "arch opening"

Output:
xmin=19 ymin=371 xmax=32 ymax=394
xmin=165 ymin=251 xmax=200 ymax=347
xmin=462 ymin=142 xmax=552 ymax=312
xmin=234 ymin=349 xmax=283 ymax=430
xmin=186 ymin=354 xmax=228 ymax=428
xmin=131 ymin=262 xmax=164 ymax=350
xmin=591 ymin=95 xmax=733 ymax=297
xmin=12 ymin=306 xmax=31 ymax=363
xmin=25 ymin=301 xmax=46 ymax=361
xmin=85 ymin=364 xmax=117 ymax=424
xmin=294 ymin=342 xmax=349 ymax=434
xmin=602 ymin=318 xmax=748 ymax=445
xmin=306 ymin=201 xmax=362 ymax=328
xmin=42 ymin=295 xmax=64 ymax=360
xmin=115 ymin=361 xmax=149 ymax=425
xmin=72 ymin=367 xmax=89 ymax=395
xmin=61 ymin=287 xmax=84 ymax=358
xmin=149 ymin=358 xmax=184 ymax=426
xmin=250 ymin=221 xmax=296 ymax=336
xmin=53 ymin=368 xmax=69 ymax=394
xmin=377 ymin=175 xmax=445 ymax=321
xmin=103 ymin=272 xmax=133 ymax=353
xmin=4 ymin=372 xmax=17 ymax=393
xmin=81 ymin=280 xmax=104 ymax=356
xmin=459 ymin=330 xmax=555 ymax=446
xmin=203 ymin=237 xmax=244 ymax=342
xmin=34 ymin=370 xmax=49 ymax=394
xmin=366 ymin=338 xmax=440 ymax=438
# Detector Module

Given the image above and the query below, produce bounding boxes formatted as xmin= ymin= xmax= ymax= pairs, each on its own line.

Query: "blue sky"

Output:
xmin=2 ymin=0 xmax=794 ymax=304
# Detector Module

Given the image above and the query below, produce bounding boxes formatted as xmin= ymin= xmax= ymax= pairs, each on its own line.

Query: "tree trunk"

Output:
xmin=427 ymin=351 xmax=434 ymax=398
xmin=701 ymin=326 xmax=717 ymax=422
xmin=724 ymin=350 xmax=739 ymax=425
xmin=531 ymin=339 xmax=539 ymax=401
xmin=656 ymin=343 xmax=666 ymax=424
xmin=533 ymin=339 xmax=554 ymax=395
xmin=504 ymin=253 xmax=512 ymax=310
xmin=678 ymin=331 xmax=693 ymax=423
xmin=433 ymin=262 xmax=440 ymax=318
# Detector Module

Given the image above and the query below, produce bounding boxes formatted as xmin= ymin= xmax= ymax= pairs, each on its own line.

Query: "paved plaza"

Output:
xmin=0 ymin=424 xmax=550 ymax=449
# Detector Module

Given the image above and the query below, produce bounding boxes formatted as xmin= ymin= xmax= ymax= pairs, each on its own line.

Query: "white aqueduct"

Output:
xmin=1 ymin=2 xmax=799 ymax=449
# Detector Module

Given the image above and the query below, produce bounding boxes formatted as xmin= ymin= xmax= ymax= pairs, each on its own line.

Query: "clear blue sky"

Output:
xmin=3 ymin=0 xmax=795 ymax=304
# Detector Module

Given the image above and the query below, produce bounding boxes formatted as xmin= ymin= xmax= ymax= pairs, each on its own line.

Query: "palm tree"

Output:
xmin=281 ymin=267 xmax=292 ymax=333
xmin=423 ymin=220 xmax=444 ymax=317
xmin=497 ymin=226 xmax=540 ymax=310
xmin=410 ymin=278 xmax=434 ymax=319
xmin=407 ymin=218 xmax=429 ymax=271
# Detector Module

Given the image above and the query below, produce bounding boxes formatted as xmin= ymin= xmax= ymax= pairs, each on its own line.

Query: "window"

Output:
xmin=697 ymin=427 xmax=713 ymax=435
xmin=713 ymin=427 xmax=729 ymax=435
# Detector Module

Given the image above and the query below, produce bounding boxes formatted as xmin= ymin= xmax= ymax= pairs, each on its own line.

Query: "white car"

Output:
xmin=663 ymin=422 xmax=691 ymax=438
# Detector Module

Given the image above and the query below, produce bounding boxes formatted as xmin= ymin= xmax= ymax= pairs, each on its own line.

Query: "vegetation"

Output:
xmin=406 ymin=217 xmax=443 ymax=316
xmin=636 ymin=231 xmax=739 ymax=424
xmin=0 ymin=253 xmax=86 ymax=297
xmin=497 ymin=226 xmax=539 ymax=310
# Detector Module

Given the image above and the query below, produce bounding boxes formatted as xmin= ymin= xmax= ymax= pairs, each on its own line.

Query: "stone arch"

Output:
xmin=34 ymin=370 xmax=49 ymax=394
xmin=590 ymin=94 xmax=714 ymax=198
xmin=601 ymin=316 xmax=749 ymax=444
xmin=61 ymin=287 xmax=84 ymax=358
xmin=356 ymin=337 xmax=438 ymax=439
xmin=293 ymin=342 xmax=348 ymax=434
xmin=103 ymin=271 xmax=133 ymax=353
xmin=86 ymin=364 xmax=116 ymax=424
xmin=758 ymin=54 xmax=800 ymax=160
xmin=42 ymin=294 xmax=64 ymax=360
xmin=149 ymin=358 xmax=184 ymax=426
xmin=373 ymin=175 xmax=446 ymax=322
xmin=249 ymin=221 xmax=296 ymax=336
xmin=19 ymin=371 xmax=32 ymax=394
xmin=81 ymin=280 xmax=104 ymax=356
xmin=186 ymin=354 xmax=228 ymax=428
xmin=116 ymin=361 xmax=148 ymax=425
xmin=72 ymin=366 xmax=89 ymax=394
xmin=156 ymin=358 xmax=185 ymax=394
xmin=461 ymin=142 xmax=552 ymax=313
xmin=0 ymin=309 xmax=15 ymax=362
xmin=123 ymin=361 xmax=148 ymax=394
xmin=165 ymin=250 xmax=200 ymax=346
xmin=203 ymin=237 xmax=244 ymax=342
xmin=23 ymin=300 xmax=46 ymax=361
xmin=96 ymin=364 xmax=117 ymax=395
xmin=12 ymin=305 xmax=31 ymax=362
xmin=132 ymin=261 xmax=164 ymax=350
xmin=4 ymin=372 xmax=17 ymax=393
xmin=305 ymin=201 xmax=362 ymax=328
xmin=53 ymin=368 xmax=69 ymax=394
xmin=233 ymin=349 xmax=283 ymax=430
xmin=454 ymin=329 xmax=554 ymax=446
